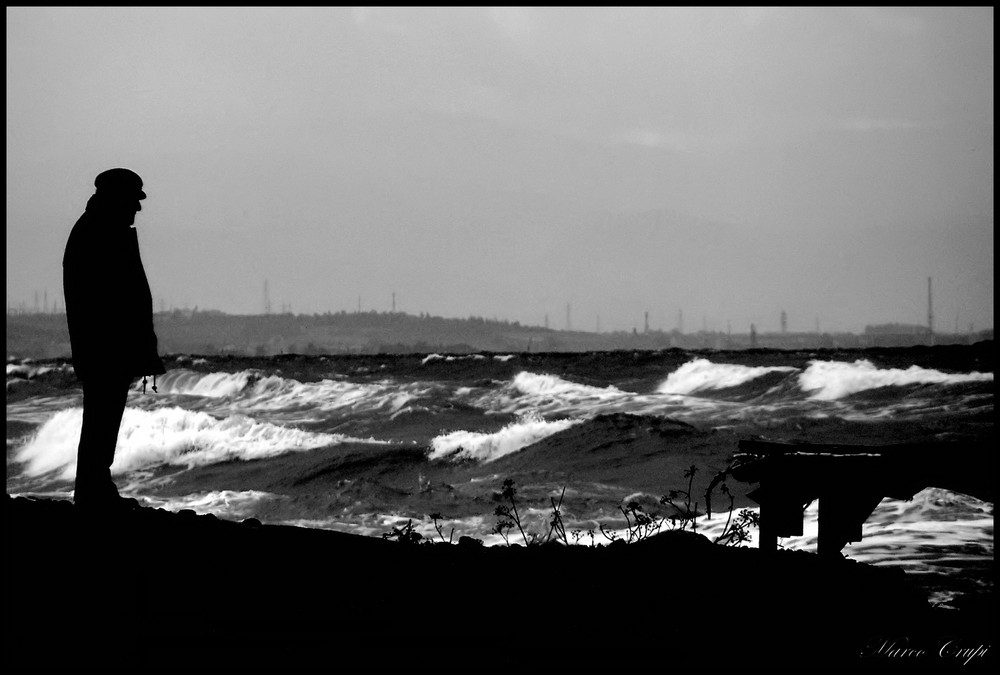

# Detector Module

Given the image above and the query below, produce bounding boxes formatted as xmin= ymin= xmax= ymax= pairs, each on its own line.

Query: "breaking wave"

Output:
xmin=658 ymin=358 xmax=992 ymax=402
xmin=657 ymin=358 xmax=798 ymax=395
xmin=429 ymin=412 xmax=581 ymax=462
xmin=13 ymin=406 xmax=389 ymax=481
xmin=797 ymin=359 xmax=993 ymax=400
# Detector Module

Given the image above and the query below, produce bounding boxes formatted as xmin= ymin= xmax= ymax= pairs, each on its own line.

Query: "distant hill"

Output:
xmin=6 ymin=310 xmax=992 ymax=361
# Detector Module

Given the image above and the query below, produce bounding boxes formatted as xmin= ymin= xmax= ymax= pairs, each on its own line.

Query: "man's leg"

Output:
xmin=74 ymin=377 xmax=132 ymax=505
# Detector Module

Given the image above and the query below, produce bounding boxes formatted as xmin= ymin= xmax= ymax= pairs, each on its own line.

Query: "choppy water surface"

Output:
xmin=7 ymin=348 xmax=993 ymax=607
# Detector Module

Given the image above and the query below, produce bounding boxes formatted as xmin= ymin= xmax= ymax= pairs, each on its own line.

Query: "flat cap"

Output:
xmin=94 ymin=168 xmax=146 ymax=199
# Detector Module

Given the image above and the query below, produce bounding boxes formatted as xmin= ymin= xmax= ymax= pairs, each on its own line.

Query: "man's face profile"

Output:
xmin=105 ymin=195 xmax=143 ymax=226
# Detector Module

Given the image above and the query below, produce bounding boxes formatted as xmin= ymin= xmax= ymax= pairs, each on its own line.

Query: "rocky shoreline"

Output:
xmin=5 ymin=494 xmax=993 ymax=671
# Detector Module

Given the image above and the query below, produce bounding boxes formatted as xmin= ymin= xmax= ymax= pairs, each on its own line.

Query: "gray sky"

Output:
xmin=6 ymin=7 xmax=993 ymax=334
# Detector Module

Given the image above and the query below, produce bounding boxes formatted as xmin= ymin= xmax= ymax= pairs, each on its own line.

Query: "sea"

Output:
xmin=6 ymin=346 xmax=994 ymax=608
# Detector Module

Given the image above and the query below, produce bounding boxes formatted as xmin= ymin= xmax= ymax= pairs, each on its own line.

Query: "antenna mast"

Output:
xmin=927 ymin=276 xmax=934 ymax=344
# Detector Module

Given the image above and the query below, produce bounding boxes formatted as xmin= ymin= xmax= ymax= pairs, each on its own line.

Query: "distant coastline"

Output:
xmin=6 ymin=309 xmax=994 ymax=360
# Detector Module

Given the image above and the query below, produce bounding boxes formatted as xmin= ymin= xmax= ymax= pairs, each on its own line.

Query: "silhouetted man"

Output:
xmin=63 ymin=168 xmax=166 ymax=511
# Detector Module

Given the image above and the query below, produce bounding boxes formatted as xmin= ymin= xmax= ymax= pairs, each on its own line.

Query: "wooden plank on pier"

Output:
xmin=730 ymin=439 xmax=994 ymax=555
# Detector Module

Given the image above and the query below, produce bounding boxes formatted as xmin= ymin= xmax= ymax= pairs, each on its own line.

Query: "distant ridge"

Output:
xmin=6 ymin=310 xmax=993 ymax=359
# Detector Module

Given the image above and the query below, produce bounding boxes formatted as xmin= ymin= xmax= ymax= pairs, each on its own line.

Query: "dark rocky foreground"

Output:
xmin=5 ymin=495 xmax=993 ymax=671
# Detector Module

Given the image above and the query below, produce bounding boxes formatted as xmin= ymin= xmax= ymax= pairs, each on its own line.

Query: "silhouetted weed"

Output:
xmin=430 ymin=512 xmax=454 ymax=544
xmin=381 ymin=519 xmax=423 ymax=545
xmin=493 ymin=478 xmax=532 ymax=546
xmin=383 ymin=465 xmax=759 ymax=548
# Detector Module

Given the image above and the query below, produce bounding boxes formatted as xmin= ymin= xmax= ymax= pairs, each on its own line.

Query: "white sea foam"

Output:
xmin=428 ymin=412 xmax=582 ymax=462
xmin=395 ymin=487 xmax=991 ymax=576
xmin=154 ymin=369 xmax=259 ymax=397
xmin=282 ymin=513 xmax=507 ymax=545
xmin=7 ymin=393 xmax=83 ymax=423
xmin=231 ymin=375 xmax=424 ymax=416
xmin=6 ymin=362 xmax=68 ymax=379
xmin=512 ymin=371 xmax=622 ymax=399
xmin=477 ymin=371 xmax=636 ymax=414
xmin=139 ymin=489 xmax=275 ymax=519
xmin=421 ymin=353 xmax=487 ymax=365
xmin=13 ymin=406 xmax=388 ymax=481
xmin=655 ymin=357 xmax=993 ymax=402
xmin=776 ymin=487 xmax=994 ymax=553
xmin=248 ymin=485 xmax=991 ymax=569
xmin=657 ymin=358 xmax=798 ymax=395
xmin=798 ymin=359 xmax=993 ymax=401
xmin=153 ymin=369 xmax=441 ymax=420
xmin=471 ymin=370 xmax=722 ymax=420
xmin=144 ymin=362 xmax=994 ymax=430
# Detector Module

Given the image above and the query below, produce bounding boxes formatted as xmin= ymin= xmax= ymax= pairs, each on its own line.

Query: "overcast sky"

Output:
xmin=6 ymin=7 xmax=993 ymax=334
